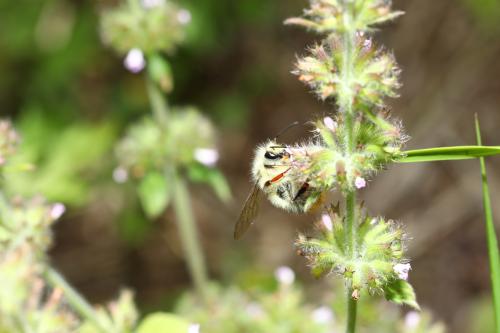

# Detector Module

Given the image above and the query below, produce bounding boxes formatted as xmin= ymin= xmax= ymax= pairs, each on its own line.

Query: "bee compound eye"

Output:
xmin=264 ymin=151 xmax=281 ymax=160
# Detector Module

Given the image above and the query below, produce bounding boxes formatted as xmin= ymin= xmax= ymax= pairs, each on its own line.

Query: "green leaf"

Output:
xmin=384 ymin=279 xmax=420 ymax=310
xmin=206 ymin=169 xmax=231 ymax=203
xmin=135 ymin=313 xmax=191 ymax=333
xmin=475 ymin=115 xmax=500 ymax=333
xmin=398 ymin=145 xmax=500 ymax=163
xmin=137 ymin=171 xmax=170 ymax=218
xmin=187 ymin=163 xmax=232 ymax=202
xmin=5 ymin=115 xmax=116 ymax=205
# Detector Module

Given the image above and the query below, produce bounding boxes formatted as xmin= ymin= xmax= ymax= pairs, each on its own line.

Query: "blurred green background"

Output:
xmin=1 ymin=0 xmax=500 ymax=332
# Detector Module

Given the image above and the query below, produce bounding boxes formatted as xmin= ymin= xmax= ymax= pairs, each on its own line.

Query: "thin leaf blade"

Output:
xmin=398 ymin=145 xmax=500 ymax=163
xmin=475 ymin=115 xmax=500 ymax=333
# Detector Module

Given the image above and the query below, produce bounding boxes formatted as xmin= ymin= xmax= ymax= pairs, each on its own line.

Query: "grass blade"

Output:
xmin=398 ymin=145 xmax=500 ymax=163
xmin=475 ymin=115 xmax=500 ymax=333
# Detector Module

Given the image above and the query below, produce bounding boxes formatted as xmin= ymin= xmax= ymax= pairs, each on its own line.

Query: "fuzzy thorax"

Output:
xmin=251 ymin=140 xmax=325 ymax=213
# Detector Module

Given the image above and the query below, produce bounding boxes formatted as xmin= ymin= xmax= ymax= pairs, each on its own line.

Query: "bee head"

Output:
xmin=263 ymin=141 xmax=288 ymax=161
xmin=251 ymin=140 xmax=290 ymax=185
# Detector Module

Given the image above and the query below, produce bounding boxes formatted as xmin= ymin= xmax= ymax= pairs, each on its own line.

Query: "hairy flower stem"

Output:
xmin=145 ymin=73 xmax=209 ymax=301
xmin=146 ymin=77 xmax=169 ymax=128
xmin=340 ymin=3 xmax=358 ymax=332
xmin=171 ymin=172 xmax=209 ymax=302
xmin=346 ymin=288 xmax=358 ymax=333
xmin=44 ymin=268 xmax=112 ymax=333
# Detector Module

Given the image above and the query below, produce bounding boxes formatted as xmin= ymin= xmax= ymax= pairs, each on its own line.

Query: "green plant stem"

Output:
xmin=146 ymin=72 xmax=209 ymax=301
xmin=171 ymin=172 xmax=209 ymax=302
xmin=340 ymin=2 xmax=358 ymax=332
xmin=146 ymin=77 xmax=169 ymax=128
xmin=475 ymin=115 xmax=500 ymax=333
xmin=346 ymin=287 xmax=358 ymax=333
xmin=44 ymin=268 xmax=112 ymax=333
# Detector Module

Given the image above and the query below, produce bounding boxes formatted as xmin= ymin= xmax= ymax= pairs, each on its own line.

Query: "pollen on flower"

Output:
xmin=194 ymin=148 xmax=219 ymax=167
xmin=124 ymin=48 xmax=146 ymax=73
xmin=393 ymin=263 xmax=411 ymax=280
xmin=274 ymin=266 xmax=295 ymax=286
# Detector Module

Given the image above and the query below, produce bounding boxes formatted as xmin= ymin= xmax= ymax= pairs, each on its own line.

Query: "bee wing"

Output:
xmin=234 ymin=183 xmax=261 ymax=240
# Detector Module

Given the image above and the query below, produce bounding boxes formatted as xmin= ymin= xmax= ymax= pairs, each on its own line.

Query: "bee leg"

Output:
xmin=264 ymin=167 xmax=291 ymax=187
xmin=293 ymin=182 xmax=309 ymax=201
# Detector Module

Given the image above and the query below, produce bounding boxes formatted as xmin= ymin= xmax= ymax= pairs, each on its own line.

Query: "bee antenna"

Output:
xmin=274 ymin=121 xmax=301 ymax=140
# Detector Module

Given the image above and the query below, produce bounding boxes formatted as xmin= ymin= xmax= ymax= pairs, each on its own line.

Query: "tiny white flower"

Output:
xmin=323 ymin=116 xmax=337 ymax=132
xmin=274 ymin=266 xmax=295 ymax=286
xmin=404 ymin=311 xmax=421 ymax=329
xmin=394 ymin=263 xmax=411 ymax=280
xmin=124 ymin=48 xmax=146 ymax=73
xmin=177 ymin=9 xmax=192 ymax=25
xmin=321 ymin=213 xmax=333 ymax=231
xmin=113 ymin=167 xmax=129 ymax=183
xmin=194 ymin=148 xmax=219 ymax=167
xmin=354 ymin=176 xmax=366 ymax=189
xmin=188 ymin=324 xmax=200 ymax=333
xmin=141 ymin=0 xmax=165 ymax=9
xmin=312 ymin=306 xmax=334 ymax=324
xmin=50 ymin=203 xmax=66 ymax=220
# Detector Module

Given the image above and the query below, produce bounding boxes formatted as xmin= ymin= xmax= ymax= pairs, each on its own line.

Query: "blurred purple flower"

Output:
xmin=141 ymin=0 xmax=165 ymax=9
xmin=274 ymin=266 xmax=295 ymax=286
xmin=321 ymin=213 xmax=333 ymax=231
xmin=404 ymin=311 xmax=421 ymax=328
xmin=177 ymin=9 xmax=192 ymax=25
xmin=194 ymin=148 xmax=219 ymax=167
xmin=113 ymin=167 xmax=129 ymax=183
xmin=312 ymin=306 xmax=334 ymax=324
xmin=323 ymin=116 xmax=337 ymax=132
xmin=50 ymin=203 xmax=66 ymax=220
xmin=124 ymin=48 xmax=146 ymax=73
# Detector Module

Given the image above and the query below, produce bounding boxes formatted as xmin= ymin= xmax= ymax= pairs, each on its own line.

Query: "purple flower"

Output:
xmin=50 ymin=203 xmax=66 ymax=220
xmin=274 ymin=266 xmax=295 ymax=286
xmin=323 ymin=116 xmax=337 ymax=132
xmin=394 ymin=263 xmax=411 ymax=280
xmin=177 ymin=9 xmax=192 ymax=25
xmin=194 ymin=148 xmax=219 ymax=167
xmin=141 ymin=0 xmax=165 ymax=9
xmin=124 ymin=48 xmax=146 ymax=73
xmin=321 ymin=213 xmax=333 ymax=231
xmin=354 ymin=176 xmax=366 ymax=189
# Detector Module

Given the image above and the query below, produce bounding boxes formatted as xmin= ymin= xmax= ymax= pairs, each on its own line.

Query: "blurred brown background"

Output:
xmin=1 ymin=0 xmax=500 ymax=331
